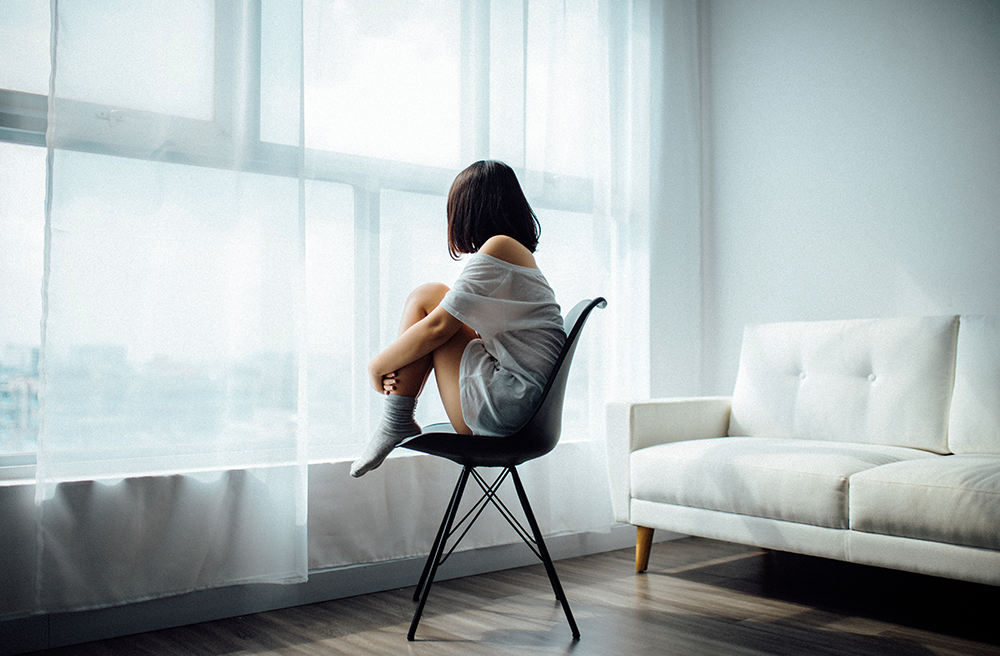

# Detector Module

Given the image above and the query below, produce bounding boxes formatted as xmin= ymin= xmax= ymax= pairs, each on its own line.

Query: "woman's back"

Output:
xmin=440 ymin=245 xmax=565 ymax=436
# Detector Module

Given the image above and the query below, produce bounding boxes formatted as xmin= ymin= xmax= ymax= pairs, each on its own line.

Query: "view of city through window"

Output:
xmin=0 ymin=345 xmax=38 ymax=453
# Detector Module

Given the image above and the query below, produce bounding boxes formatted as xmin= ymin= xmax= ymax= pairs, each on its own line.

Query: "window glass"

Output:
xmin=53 ymin=0 xmax=215 ymax=120
xmin=0 ymin=2 xmax=50 ymax=95
xmin=0 ymin=143 xmax=46 ymax=454
xmin=489 ymin=0 xmax=526 ymax=167
xmin=305 ymin=180 xmax=356 ymax=457
xmin=41 ymin=151 xmax=300 ymax=467
xmin=45 ymin=152 xmax=299 ymax=362
xmin=525 ymin=0 xmax=603 ymax=177
xmin=261 ymin=0 xmax=302 ymax=146
xmin=304 ymin=0 xmax=461 ymax=167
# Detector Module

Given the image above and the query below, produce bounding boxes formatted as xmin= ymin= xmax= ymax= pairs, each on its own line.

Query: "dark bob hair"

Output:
xmin=447 ymin=160 xmax=541 ymax=259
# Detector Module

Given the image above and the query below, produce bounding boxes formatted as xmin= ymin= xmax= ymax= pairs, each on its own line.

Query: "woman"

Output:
xmin=351 ymin=160 xmax=565 ymax=477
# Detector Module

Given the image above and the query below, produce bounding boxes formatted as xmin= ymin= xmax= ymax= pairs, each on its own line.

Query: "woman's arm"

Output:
xmin=368 ymin=305 xmax=465 ymax=392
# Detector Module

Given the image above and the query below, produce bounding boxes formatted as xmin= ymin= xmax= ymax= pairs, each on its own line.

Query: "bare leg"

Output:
xmin=385 ymin=282 xmax=476 ymax=433
xmin=381 ymin=283 xmax=449 ymax=398
xmin=432 ymin=327 xmax=477 ymax=435
xmin=351 ymin=283 xmax=475 ymax=477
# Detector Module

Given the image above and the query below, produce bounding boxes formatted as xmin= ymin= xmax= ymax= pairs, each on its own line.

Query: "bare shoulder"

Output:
xmin=479 ymin=235 xmax=538 ymax=269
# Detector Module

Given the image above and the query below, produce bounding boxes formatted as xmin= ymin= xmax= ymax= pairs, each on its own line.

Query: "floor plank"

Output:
xmin=26 ymin=537 xmax=1000 ymax=656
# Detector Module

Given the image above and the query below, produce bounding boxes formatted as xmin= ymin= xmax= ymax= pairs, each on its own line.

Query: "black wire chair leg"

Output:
xmin=510 ymin=467 xmax=581 ymax=640
xmin=413 ymin=467 xmax=469 ymax=603
xmin=408 ymin=466 xmax=470 ymax=641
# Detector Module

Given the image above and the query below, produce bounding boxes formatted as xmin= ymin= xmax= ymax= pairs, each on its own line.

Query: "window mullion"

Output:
xmin=215 ymin=0 xmax=262 ymax=162
xmin=0 ymin=90 xmax=47 ymax=147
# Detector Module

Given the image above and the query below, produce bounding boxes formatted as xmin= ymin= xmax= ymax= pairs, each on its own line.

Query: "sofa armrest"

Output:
xmin=606 ymin=396 xmax=732 ymax=523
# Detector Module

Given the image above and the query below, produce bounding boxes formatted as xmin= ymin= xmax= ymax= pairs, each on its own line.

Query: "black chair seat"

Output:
xmin=400 ymin=424 xmax=556 ymax=468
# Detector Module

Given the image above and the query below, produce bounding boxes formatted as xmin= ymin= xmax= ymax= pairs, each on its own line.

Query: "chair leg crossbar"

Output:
xmin=407 ymin=465 xmax=581 ymax=641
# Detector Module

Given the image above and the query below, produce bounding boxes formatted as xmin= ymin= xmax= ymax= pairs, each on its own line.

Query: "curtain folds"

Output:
xmin=25 ymin=0 xmax=652 ymax=614
xmin=36 ymin=0 xmax=309 ymax=611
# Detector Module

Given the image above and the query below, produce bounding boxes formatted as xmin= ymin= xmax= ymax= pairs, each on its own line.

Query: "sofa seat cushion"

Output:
xmin=849 ymin=455 xmax=1000 ymax=550
xmin=630 ymin=437 xmax=936 ymax=529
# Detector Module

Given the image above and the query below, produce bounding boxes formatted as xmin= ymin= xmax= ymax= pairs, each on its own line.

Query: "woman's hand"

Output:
xmin=369 ymin=359 xmax=401 ymax=395
xmin=369 ymin=362 xmax=388 ymax=394
xmin=380 ymin=371 xmax=399 ymax=395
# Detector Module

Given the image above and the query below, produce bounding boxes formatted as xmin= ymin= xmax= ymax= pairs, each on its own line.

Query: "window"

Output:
xmin=304 ymin=0 xmax=461 ymax=167
xmin=1 ymin=0 xmax=613 ymax=463
xmin=0 ymin=2 xmax=50 ymax=95
xmin=0 ymin=143 xmax=45 ymax=455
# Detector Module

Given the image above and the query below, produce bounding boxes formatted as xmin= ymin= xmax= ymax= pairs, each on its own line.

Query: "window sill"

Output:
xmin=0 ymin=454 xmax=35 ymax=485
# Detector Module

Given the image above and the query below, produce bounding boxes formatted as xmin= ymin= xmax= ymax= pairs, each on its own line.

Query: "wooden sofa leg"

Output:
xmin=636 ymin=526 xmax=654 ymax=572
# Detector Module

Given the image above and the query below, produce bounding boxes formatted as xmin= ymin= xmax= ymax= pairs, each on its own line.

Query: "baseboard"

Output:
xmin=1 ymin=524 xmax=680 ymax=655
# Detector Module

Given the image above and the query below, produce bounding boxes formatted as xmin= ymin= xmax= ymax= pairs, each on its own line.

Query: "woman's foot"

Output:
xmin=351 ymin=395 xmax=421 ymax=477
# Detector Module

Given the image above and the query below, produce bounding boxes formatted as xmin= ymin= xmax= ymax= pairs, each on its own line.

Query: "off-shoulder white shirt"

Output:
xmin=440 ymin=253 xmax=565 ymax=435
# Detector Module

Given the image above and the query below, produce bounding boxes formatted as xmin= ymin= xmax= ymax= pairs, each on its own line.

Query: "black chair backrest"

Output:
xmin=506 ymin=297 xmax=607 ymax=461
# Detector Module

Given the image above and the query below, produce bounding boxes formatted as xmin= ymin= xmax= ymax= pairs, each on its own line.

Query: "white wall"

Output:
xmin=689 ymin=0 xmax=1000 ymax=394
xmin=650 ymin=0 xmax=706 ymax=398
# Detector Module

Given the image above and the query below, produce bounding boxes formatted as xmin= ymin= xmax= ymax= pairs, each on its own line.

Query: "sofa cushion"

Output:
xmin=949 ymin=316 xmax=1000 ymax=455
xmin=630 ymin=437 xmax=936 ymax=529
xmin=729 ymin=316 xmax=959 ymax=454
xmin=849 ymin=455 xmax=1000 ymax=550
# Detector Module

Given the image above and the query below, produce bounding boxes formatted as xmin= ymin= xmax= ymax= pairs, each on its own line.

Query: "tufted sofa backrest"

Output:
xmin=948 ymin=316 xmax=1000 ymax=455
xmin=728 ymin=315 xmax=959 ymax=454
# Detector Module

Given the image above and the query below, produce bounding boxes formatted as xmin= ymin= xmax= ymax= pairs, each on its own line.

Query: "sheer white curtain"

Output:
xmin=36 ymin=0 xmax=308 ymax=611
xmin=19 ymin=0 xmax=651 ymax=613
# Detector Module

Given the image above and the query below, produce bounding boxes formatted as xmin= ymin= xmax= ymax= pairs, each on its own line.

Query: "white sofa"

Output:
xmin=607 ymin=315 xmax=1000 ymax=585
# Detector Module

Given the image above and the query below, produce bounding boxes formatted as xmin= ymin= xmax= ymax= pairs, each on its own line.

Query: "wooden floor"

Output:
xmin=29 ymin=537 xmax=1000 ymax=656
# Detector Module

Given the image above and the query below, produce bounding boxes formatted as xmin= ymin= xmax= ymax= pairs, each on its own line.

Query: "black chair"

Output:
xmin=399 ymin=297 xmax=607 ymax=641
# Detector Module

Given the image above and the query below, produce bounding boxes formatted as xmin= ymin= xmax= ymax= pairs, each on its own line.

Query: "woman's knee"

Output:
xmin=405 ymin=282 xmax=450 ymax=312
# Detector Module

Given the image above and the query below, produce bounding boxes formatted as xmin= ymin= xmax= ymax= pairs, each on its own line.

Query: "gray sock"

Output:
xmin=351 ymin=395 xmax=421 ymax=477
